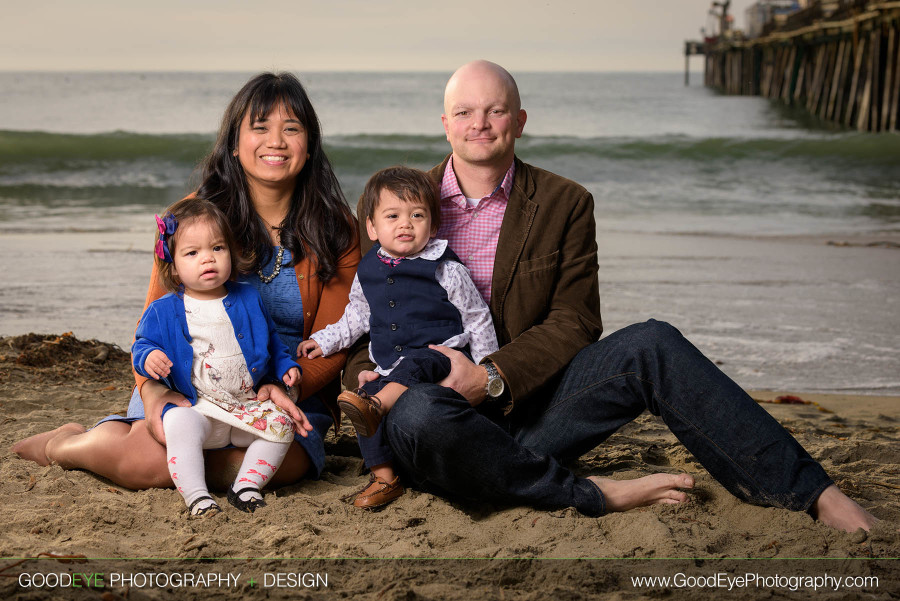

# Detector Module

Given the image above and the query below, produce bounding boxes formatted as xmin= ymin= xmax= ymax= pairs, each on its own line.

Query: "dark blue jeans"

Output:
xmin=383 ymin=320 xmax=833 ymax=516
xmin=357 ymin=347 xmax=455 ymax=469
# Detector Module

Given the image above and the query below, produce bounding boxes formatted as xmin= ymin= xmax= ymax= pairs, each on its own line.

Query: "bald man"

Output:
xmin=345 ymin=60 xmax=875 ymax=532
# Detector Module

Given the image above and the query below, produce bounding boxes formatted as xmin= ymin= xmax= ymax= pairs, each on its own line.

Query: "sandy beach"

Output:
xmin=0 ymin=332 xmax=897 ymax=600
xmin=1 ymin=221 xmax=898 ymax=600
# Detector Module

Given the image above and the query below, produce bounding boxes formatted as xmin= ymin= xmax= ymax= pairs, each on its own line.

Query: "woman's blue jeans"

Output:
xmin=383 ymin=320 xmax=833 ymax=516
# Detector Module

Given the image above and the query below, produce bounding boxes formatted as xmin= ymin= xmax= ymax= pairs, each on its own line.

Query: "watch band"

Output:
xmin=484 ymin=360 xmax=505 ymax=399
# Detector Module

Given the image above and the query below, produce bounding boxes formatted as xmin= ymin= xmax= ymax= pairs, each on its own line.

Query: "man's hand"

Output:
xmin=144 ymin=350 xmax=172 ymax=380
xmin=356 ymin=369 xmax=380 ymax=390
xmin=258 ymin=383 xmax=313 ymax=437
xmin=140 ymin=380 xmax=191 ymax=445
xmin=429 ymin=345 xmax=488 ymax=406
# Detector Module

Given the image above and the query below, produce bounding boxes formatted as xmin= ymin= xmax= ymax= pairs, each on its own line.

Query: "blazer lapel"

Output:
xmin=491 ymin=158 xmax=536 ymax=317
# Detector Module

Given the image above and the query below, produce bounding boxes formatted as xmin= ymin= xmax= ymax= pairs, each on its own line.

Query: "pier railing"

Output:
xmin=702 ymin=1 xmax=900 ymax=132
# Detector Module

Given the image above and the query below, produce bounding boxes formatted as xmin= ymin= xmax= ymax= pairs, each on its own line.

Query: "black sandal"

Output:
xmin=227 ymin=487 xmax=267 ymax=513
xmin=187 ymin=495 xmax=220 ymax=516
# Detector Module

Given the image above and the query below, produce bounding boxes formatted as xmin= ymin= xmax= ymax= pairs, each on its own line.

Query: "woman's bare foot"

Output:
xmin=11 ymin=423 xmax=86 ymax=466
xmin=811 ymin=484 xmax=878 ymax=533
xmin=588 ymin=473 xmax=694 ymax=512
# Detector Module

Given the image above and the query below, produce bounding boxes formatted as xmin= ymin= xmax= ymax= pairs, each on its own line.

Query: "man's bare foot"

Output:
xmin=588 ymin=473 xmax=694 ymax=512
xmin=811 ymin=484 xmax=878 ymax=533
xmin=11 ymin=423 xmax=86 ymax=466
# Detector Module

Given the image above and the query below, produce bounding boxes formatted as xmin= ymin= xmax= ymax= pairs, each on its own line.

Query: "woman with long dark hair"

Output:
xmin=13 ymin=72 xmax=359 ymax=489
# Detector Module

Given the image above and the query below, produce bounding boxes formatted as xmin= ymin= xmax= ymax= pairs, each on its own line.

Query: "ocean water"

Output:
xmin=3 ymin=71 xmax=900 ymax=236
xmin=0 ymin=72 xmax=898 ymax=394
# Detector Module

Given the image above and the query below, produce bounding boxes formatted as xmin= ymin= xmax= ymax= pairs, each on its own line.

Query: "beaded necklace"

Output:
xmin=258 ymin=217 xmax=285 ymax=284
xmin=258 ymin=246 xmax=285 ymax=284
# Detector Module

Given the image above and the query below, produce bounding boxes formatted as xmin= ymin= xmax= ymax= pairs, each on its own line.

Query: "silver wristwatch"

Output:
xmin=484 ymin=360 xmax=505 ymax=399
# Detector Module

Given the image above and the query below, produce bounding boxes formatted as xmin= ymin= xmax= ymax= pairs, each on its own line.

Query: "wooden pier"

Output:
xmin=698 ymin=0 xmax=900 ymax=132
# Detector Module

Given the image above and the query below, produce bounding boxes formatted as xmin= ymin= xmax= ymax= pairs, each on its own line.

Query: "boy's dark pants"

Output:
xmin=357 ymin=347 xmax=463 ymax=468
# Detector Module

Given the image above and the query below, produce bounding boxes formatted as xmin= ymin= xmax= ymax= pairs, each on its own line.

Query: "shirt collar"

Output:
xmin=376 ymin=238 xmax=447 ymax=262
xmin=440 ymin=156 xmax=515 ymax=209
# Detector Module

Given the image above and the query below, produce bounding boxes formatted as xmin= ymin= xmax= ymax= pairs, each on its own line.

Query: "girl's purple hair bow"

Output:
xmin=155 ymin=213 xmax=178 ymax=263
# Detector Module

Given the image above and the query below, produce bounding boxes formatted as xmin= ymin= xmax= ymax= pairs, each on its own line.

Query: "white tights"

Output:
xmin=162 ymin=406 xmax=290 ymax=513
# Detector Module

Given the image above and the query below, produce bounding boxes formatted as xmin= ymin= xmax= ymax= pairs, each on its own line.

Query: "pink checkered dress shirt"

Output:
xmin=436 ymin=157 xmax=515 ymax=305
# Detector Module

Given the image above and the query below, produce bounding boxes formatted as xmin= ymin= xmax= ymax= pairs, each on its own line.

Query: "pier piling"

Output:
xmin=698 ymin=0 xmax=900 ymax=132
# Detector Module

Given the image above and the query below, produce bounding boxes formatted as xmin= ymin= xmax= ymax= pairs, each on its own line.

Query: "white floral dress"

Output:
xmin=183 ymin=295 xmax=293 ymax=443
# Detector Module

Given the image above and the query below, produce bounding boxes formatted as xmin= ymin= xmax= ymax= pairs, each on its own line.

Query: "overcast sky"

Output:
xmin=2 ymin=0 xmax=758 ymax=72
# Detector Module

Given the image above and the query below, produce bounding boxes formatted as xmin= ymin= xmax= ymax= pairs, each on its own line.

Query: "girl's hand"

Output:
xmin=257 ymin=383 xmax=313 ymax=438
xmin=283 ymin=367 xmax=302 ymax=389
xmin=298 ymin=339 xmax=323 ymax=359
xmin=144 ymin=350 xmax=173 ymax=380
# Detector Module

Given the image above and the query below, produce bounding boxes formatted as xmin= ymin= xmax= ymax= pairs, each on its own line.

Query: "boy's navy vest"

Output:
xmin=359 ymin=243 xmax=464 ymax=368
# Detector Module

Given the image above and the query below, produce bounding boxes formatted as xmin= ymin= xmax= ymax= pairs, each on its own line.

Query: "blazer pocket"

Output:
xmin=505 ymin=251 xmax=559 ymax=338
xmin=516 ymin=250 xmax=559 ymax=275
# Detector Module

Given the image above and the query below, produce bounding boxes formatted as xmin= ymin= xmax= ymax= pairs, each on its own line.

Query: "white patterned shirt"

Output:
xmin=310 ymin=238 xmax=498 ymax=376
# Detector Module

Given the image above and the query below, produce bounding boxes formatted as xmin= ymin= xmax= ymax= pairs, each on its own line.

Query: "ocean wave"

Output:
xmin=0 ymin=130 xmax=213 ymax=165
xmin=3 ymin=130 xmax=899 ymax=173
xmin=516 ymin=133 xmax=900 ymax=165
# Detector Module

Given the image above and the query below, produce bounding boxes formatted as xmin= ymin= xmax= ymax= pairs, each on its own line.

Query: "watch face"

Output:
xmin=488 ymin=377 xmax=505 ymax=397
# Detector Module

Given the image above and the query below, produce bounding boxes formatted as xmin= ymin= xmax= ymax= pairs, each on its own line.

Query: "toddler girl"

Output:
xmin=132 ymin=197 xmax=311 ymax=515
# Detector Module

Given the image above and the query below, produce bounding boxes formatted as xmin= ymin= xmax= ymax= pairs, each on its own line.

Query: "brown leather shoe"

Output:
xmin=337 ymin=388 xmax=383 ymax=437
xmin=353 ymin=474 xmax=405 ymax=509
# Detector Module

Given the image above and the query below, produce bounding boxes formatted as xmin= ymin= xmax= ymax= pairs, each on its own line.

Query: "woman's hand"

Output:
xmin=298 ymin=340 xmax=323 ymax=359
xmin=140 ymin=379 xmax=191 ymax=445
xmin=258 ymin=383 xmax=314 ymax=437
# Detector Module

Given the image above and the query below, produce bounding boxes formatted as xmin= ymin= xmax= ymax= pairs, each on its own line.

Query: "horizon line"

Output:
xmin=0 ymin=68 xmax=699 ymax=75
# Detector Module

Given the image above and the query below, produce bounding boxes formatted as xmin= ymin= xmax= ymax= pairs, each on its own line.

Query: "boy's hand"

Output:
xmin=144 ymin=350 xmax=173 ymax=380
xmin=356 ymin=370 xmax=380 ymax=389
xmin=299 ymin=339 xmax=323 ymax=359
xmin=283 ymin=367 xmax=302 ymax=389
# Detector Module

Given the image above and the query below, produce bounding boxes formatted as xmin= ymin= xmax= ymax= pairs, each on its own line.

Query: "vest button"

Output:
xmin=391 ymin=324 xmax=398 ymax=331
xmin=394 ymin=345 xmax=402 ymax=352
xmin=387 ymin=277 xmax=394 ymax=284
xmin=251 ymin=367 xmax=257 ymax=372
xmin=388 ymin=300 xmax=395 ymax=307
xmin=237 ymin=333 xmax=244 ymax=339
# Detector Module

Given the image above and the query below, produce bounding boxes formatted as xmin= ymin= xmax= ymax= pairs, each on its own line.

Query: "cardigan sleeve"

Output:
xmin=134 ymin=264 xmax=170 ymax=397
xmin=296 ymin=226 xmax=362 ymax=401
xmin=132 ymin=303 xmax=166 ymax=380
